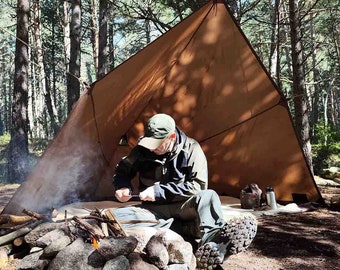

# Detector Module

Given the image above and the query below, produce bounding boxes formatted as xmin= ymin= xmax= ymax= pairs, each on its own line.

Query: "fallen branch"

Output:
xmin=0 ymin=214 xmax=33 ymax=226
xmin=13 ymin=236 xmax=25 ymax=247
xmin=0 ymin=220 xmax=43 ymax=246
xmin=22 ymin=209 xmax=51 ymax=221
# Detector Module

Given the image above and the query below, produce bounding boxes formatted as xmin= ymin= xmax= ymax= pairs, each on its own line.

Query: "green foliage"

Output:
xmin=312 ymin=123 xmax=340 ymax=174
xmin=0 ymin=133 xmax=10 ymax=147
xmin=312 ymin=123 xmax=340 ymax=145
xmin=0 ymin=134 xmax=10 ymax=183
xmin=0 ymin=134 xmax=47 ymax=183
xmin=312 ymin=142 xmax=340 ymax=175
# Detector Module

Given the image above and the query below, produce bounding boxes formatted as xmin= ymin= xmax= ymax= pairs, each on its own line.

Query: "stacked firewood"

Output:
xmin=0 ymin=208 xmax=196 ymax=270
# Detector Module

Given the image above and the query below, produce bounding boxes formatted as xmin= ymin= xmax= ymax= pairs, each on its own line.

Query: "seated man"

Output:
xmin=113 ymin=113 xmax=257 ymax=268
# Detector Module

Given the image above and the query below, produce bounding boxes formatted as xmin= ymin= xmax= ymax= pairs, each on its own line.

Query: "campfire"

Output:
xmin=0 ymin=207 xmax=197 ymax=269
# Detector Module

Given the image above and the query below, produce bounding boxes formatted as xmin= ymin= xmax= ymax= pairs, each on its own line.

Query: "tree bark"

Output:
xmin=67 ymin=0 xmax=81 ymax=114
xmin=328 ymin=7 xmax=340 ymax=126
xmin=309 ymin=12 xmax=321 ymax=140
xmin=98 ymin=0 xmax=109 ymax=79
xmin=31 ymin=0 xmax=46 ymax=138
xmin=90 ymin=0 xmax=99 ymax=74
xmin=46 ymin=3 xmax=60 ymax=136
xmin=62 ymin=0 xmax=71 ymax=73
xmin=288 ymin=0 xmax=313 ymax=173
xmin=269 ymin=0 xmax=280 ymax=84
xmin=8 ymin=0 xmax=30 ymax=183
xmin=108 ymin=3 xmax=115 ymax=69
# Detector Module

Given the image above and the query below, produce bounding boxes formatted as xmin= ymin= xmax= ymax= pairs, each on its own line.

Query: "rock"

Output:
xmin=155 ymin=228 xmax=196 ymax=269
xmin=127 ymin=227 xmax=196 ymax=269
xmin=97 ymin=236 xmax=138 ymax=261
xmin=36 ymin=229 xmax=68 ymax=248
xmin=48 ymin=238 xmax=100 ymax=270
xmin=330 ymin=195 xmax=340 ymax=211
xmin=321 ymin=167 xmax=340 ymax=180
xmin=102 ymin=255 xmax=130 ymax=270
xmin=24 ymin=222 xmax=65 ymax=247
xmin=42 ymin=234 xmax=72 ymax=258
xmin=128 ymin=252 xmax=158 ymax=270
xmin=16 ymin=250 xmax=50 ymax=270
xmin=0 ymin=248 xmax=8 ymax=269
xmin=87 ymin=250 xmax=106 ymax=268
xmin=125 ymin=227 xmax=158 ymax=252
xmin=145 ymin=235 xmax=169 ymax=269
xmin=168 ymin=263 xmax=190 ymax=270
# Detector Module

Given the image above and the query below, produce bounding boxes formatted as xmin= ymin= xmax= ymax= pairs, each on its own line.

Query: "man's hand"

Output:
xmin=139 ymin=186 xmax=156 ymax=201
xmin=115 ymin=188 xmax=132 ymax=202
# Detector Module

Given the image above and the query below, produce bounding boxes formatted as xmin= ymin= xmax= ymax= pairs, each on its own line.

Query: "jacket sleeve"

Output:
xmin=112 ymin=147 xmax=139 ymax=191
xmin=154 ymin=140 xmax=208 ymax=202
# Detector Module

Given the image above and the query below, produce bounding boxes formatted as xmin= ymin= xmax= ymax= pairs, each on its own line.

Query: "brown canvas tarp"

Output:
xmin=2 ymin=0 xmax=322 ymax=215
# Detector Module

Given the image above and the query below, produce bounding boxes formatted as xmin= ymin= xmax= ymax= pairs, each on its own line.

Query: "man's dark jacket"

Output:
xmin=113 ymin=128 xmax=208 ymax=203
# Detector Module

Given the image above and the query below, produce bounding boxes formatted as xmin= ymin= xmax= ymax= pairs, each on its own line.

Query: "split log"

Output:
xmin=80 ymin=215 xmax=159 ymax=225
xmin=101 ymin=222 xmax=109 ymax=237
xmin=104 ymin=209 xmax=127 ymax=237
xmin=72 ymin=216 xmax=105 ymax=241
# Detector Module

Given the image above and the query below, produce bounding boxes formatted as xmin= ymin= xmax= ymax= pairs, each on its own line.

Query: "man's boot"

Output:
xmin=195 ymin=213 xmax=257 ymax=269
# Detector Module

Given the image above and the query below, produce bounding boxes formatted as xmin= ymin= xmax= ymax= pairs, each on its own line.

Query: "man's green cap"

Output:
xmin=138 ymin=113 xmax=176 ymax=150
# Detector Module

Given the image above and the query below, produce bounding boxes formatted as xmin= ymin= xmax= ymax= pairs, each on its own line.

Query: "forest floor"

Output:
xmin=0 ymin=180 xmax=339 ymax=270
xmin=222 ymin=182 xmax=340 ymax=270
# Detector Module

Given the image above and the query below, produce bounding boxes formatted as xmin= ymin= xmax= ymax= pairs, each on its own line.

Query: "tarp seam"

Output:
xmin=89 ymin=90 xmax=110 ymax=165
xmin=199 ymin=99 xmax=284 ymax=143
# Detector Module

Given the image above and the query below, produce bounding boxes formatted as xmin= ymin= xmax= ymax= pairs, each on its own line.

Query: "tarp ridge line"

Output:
xmin=90 ymin=2 xmax=215 ymax=160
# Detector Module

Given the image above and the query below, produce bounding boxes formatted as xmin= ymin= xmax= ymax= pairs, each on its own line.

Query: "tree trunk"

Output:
xmin=90 ymin=0 xmax=99 ymax=75
xmin=309 ymin=12 xmax=321 ymax=140
xmin=63 ymin=0 xmax=71 ymax=73
xmin=44 ymin=68 xmax=60 ymax=137
xmin=328 ymin=8 xmax=340 ymax=126
xmin=67 ymin=0 xmax=81 ymax=114
xmin=108 ymin=3 xmax=115 ymax=69
xmin=28 ymin=47 xmax=36 ymax=138
xmin=226 ymin=0 xmax=238 ymax=20
xmin=98 ymin=0 xmax=108 ymax=79
xmin=31 ymin=0 xmax=46 ymax=138
xmin=269 ymin=0 xmax=280 ymax=84
xmin=288 ymin=0 xmax=313 ymax=173
xmin=329 ymin=7 xmax=340 ymax=75
xmin=282 ymin=1 xmax=293 ymax=83
xmin=8 ymin=0 xmax=30 ymax=183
